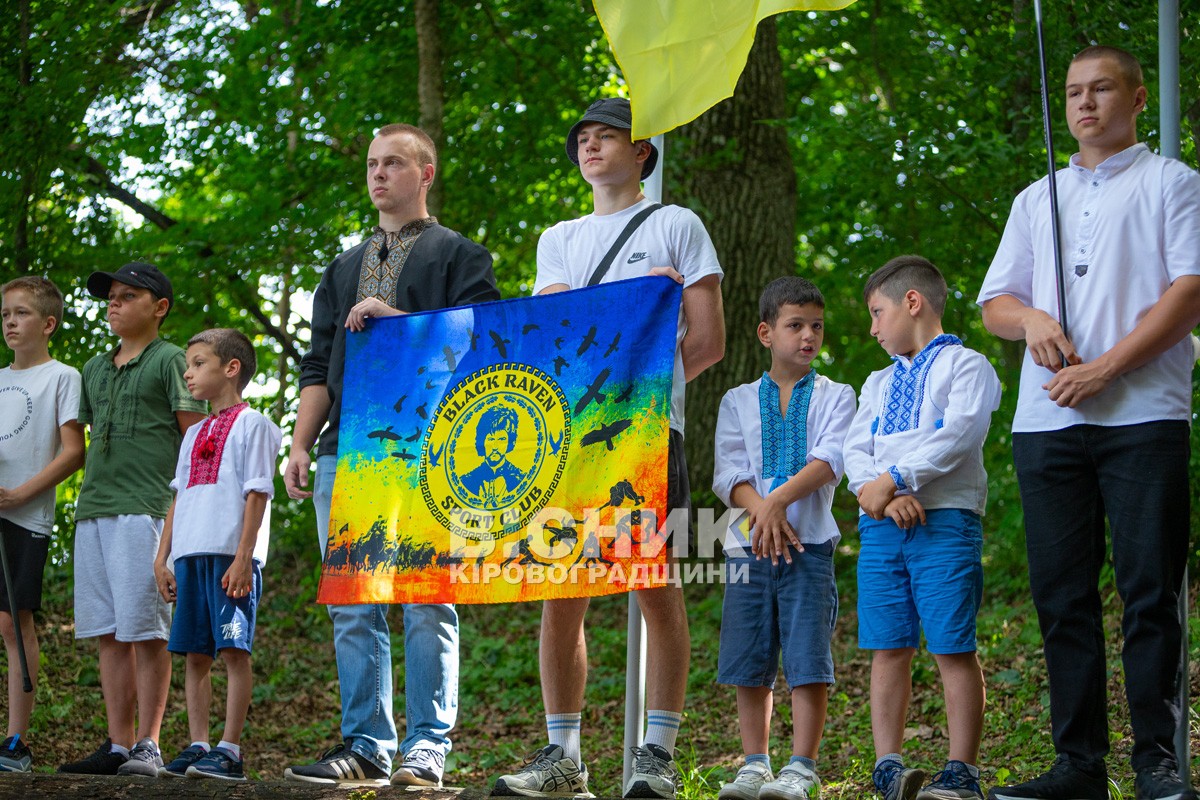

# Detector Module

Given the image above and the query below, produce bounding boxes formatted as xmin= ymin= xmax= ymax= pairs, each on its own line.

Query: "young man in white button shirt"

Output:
xmin=979 ymin=46 xmax=1200 ymax=800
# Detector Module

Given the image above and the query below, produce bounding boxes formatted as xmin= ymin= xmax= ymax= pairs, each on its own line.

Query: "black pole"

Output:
xmin=0 ymin=529 xmax=33 ymax=693
xmin=1032 ymin=0 xmax=1070 ymax=353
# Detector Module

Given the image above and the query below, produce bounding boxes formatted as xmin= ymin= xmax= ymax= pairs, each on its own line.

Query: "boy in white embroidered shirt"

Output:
xmin=712 ymin=277 xmax=855 ymax=800
xmin=843 ymin=256 xmax=1000 ymax=800
xmin=153 ymin=328 xmax=282 ymax=781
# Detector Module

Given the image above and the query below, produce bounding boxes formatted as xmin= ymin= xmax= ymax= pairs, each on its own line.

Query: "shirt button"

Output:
xmin=1083 ymin=211 xmax=1090 ymax=216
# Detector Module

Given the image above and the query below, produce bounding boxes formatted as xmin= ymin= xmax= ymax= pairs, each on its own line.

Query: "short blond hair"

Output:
xmin=376 ymin=124 xmax=437 ymax=171
xmin=1 ymin=276 xmax=65 ymax=334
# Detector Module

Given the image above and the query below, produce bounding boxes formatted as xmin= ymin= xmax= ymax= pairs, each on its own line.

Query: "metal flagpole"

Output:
xmin=1032 ymin=0 xmax=1070 ymax=350
xmin=623 ymin=132 xmax=664 ymax=789
xmin=1157 ymin=0 xmax=1191 ymax=784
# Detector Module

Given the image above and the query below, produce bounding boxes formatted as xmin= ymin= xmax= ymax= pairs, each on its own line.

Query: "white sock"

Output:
xmin=217 ymin=740 xmax=241 ymax=760
xmin=190 ymin=741 xmax=211 ymax=752
xmin=110 ymin=744 xmax=130 ymax=758
xmin=643 ymin=710 xmax=682 ymax=754
xmin=546 ymin=712 xmax=582 ymax=764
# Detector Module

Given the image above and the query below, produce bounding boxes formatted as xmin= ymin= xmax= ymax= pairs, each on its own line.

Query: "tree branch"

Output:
xmin=77 ymin=153 xmax=303 ymax=364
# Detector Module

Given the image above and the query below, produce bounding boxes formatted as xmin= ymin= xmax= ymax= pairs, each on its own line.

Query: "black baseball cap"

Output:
xmin=87 ymin=262 xmax=174 ymax=309
xmin=566 ymin=98 xmax=659 ymax=180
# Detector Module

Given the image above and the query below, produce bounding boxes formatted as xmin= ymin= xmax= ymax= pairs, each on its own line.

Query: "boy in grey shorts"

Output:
xmin=712 ymin=277 xmax=856 ymax=800
xmin=58 ymin=263 xmax=206 ymax=776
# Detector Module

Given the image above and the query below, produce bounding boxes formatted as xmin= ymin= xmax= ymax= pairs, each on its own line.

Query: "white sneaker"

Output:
xmin=760 ymin=763 xmax=821 ymax=800
xmin=719 ymin=761 xmax=774 ymax=800
xmin=623 ymin=744 xmax=679 ymax=799
xmin=492 ymin=744 xmax=594 ymax=798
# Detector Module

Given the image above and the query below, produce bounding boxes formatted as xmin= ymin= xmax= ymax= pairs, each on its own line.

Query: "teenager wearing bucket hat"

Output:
xmin=491 ymin=97 xmax=725 ymax=800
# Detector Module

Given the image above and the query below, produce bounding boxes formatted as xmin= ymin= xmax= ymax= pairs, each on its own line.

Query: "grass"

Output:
xmin=7 ymin=507 xmax=1199 ymax=797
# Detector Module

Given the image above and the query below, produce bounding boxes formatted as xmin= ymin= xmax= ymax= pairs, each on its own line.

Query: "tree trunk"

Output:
xmin=416 ymin=0 xmax=445 ymax=217
xmin=673 ymin=18 xmax=797 ymax=500
xmin=0 ymin=775 xmax=506 ymax=799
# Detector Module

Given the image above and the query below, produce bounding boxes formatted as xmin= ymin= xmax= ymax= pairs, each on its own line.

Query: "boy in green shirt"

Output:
xmin=58 ymin=263 xmax=206 ymax=776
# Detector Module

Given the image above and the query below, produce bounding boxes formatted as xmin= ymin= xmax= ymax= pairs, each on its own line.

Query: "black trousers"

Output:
xmin=1012 ymin=421 xmax=1190 ymax=770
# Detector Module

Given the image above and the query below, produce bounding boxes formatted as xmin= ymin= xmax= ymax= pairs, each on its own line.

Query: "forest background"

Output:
xmin=1 ymin=0 xmax=1197 ymax=796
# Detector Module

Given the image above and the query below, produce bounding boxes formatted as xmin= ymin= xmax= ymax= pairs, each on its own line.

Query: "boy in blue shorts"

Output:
xmin=713 ymin=277 xmax=856 ymax=800
xmin=844 ymin=256 xmax=1001 ymax=800
xmin=0 ymin=277 xmax=85 ymax=772
xmin=153 ymin=328 xmax=282 ymax=780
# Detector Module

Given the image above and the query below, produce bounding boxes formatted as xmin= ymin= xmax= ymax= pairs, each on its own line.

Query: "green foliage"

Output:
xmin=2 ymin=3 xmax=1198 ymax=790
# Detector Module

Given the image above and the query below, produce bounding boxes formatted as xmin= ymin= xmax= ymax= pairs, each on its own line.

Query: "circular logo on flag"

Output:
xmin=421 ymin=364 xmax=571 ymax=541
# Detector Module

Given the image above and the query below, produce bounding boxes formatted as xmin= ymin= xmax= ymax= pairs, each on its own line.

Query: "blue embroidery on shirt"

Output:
xmin=759 ymin=371 xmax=815 ymax=491
xmin=878 ymin=334 xmax=960 ymax=436
xmin=888 ymin=465 xmax=907 ymax=490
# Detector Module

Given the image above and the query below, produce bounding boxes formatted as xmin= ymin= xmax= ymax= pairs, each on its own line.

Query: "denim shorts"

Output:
xmin=856 ymin=508 xmax=982 ymax=653
xmin=168 ymin=554 xmax=261 ymax=657
xmin=717 ymin=540 xmax=837 ymax=689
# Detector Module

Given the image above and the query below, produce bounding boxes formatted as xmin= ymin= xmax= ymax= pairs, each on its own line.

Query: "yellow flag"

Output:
xmin=595 ymin=0 xmax=858 ymax=139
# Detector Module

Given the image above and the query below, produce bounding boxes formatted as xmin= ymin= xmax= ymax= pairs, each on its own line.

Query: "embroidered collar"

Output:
xmin=877 ymin=334 xmax=960 ymax=436
xmin=759 ymin=371 xmax=816 ymax=491
xmin=188 ymin=402 xmax=248 ymax=488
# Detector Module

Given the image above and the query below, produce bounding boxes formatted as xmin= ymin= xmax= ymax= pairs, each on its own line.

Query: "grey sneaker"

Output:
xmin=761 ymin=763 xmax=821 ymax=800
xmin=116 ymin=737 xmax=163 ymax=776
xmin=874 ymin=759 xmax=927 ymax=800
xmin=624 ymin=744 xmax=679 ymax=799
xmin=0 ymin=735 xmax=32 ymax=772
xmin=392 ymin=747 xmax=445 ymax=788
xmin=917 ymin=761 xmax=982 ymax=800
xmin=719 ymin=761 xmax=774 ymax=800
xmin=492 ymin=744 xmax=594 ymax=797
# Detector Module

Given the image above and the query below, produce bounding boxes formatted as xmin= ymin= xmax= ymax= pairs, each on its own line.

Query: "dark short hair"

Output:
xmin=376 ymin=123 xmax=438 ymax=171
xmin=1071 ymin=45 xmax=1144 ymax=88
xmin=475 ymin=405 xmax=519 ymax=455
xmin=1 ymin=276 xmax=65 ymax=334
xmin=186 ymin=328 xmax=257 ymax=392
xmin=759 ymin=276 xmax=825 ymax=325
xmin=863 ymin=255 xmax=948 ymax=315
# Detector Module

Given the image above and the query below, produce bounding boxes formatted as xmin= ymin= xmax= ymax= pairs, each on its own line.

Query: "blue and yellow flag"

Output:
xmin=595 ymin=0 xmax=858 ymax=139
xmin=317 ymin=276 xmax=682 ymax=605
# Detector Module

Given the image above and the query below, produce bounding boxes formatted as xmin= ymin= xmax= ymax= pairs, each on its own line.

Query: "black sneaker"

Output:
xmin=0 ymin=735 xmax=32 ymax=772
xmin=159 ymin=744 xmax=209 ymax=777
xmin=987 ymin=755 xmax=1108 ymax=800
xmin=283 ymin=742 xmax=389 ymax=786
xmin=1134 ymin=762 xmax=1198 ymax=800
xmin=58 ymin=738 xmax=128 ymax=775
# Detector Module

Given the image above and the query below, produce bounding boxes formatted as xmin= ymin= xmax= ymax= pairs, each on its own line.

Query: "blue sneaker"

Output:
xmin=159 ymin=744 xmax=209 ymax=778
xmin=874 ymin=758 xmax=927 ymax=800
xmin=918 ymin=761 xmax=982 ymax=799
xmin=186 ymin=746 xmax=246 ymax=781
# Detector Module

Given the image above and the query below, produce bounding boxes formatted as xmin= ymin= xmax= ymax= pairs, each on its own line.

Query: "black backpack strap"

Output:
xmin=587 ymin=203 xmax=664 ymax=286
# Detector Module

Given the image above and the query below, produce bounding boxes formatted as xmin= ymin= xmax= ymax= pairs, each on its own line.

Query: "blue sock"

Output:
xmin=745 ymin=753 xmax=772 ymax=772
xmin=790 ymin=755 xmax=817 ymax=772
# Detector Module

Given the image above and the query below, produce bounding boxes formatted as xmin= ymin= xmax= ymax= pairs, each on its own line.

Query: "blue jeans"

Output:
xmin=315 ymin=455 xmax=459 ymax=772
